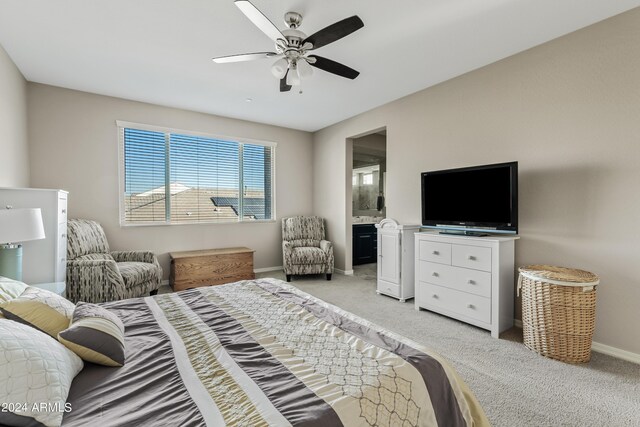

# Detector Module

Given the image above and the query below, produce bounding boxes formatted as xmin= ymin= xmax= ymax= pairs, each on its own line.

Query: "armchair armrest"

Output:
xmin=320 ymin=240 xmax=334 ymax=273
xmin=320 ymin=240 xmax=333 ymax=253
xmin=111 ymin=250 xmax=157 ymax=264
xmin=66 ymin=258 xmax=126 ymax=304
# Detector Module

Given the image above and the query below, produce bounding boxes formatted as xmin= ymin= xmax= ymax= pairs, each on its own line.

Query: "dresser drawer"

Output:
xmin=58 ymin=196 xmax=68 ymax=225
xmin=377 ymin=280 xmax=400 ymax=298
xmin=452 ymin=244 xmax=492 ymax=272
xmin=418 ymin=261 xmax=491 ymax=298
xmin=418 ymin=240 xmax=451 ymax=265
xmin=58 ymin=224 xmax=68 ymax=260
xmin=417 ymin=282 xmax=491 ymax=324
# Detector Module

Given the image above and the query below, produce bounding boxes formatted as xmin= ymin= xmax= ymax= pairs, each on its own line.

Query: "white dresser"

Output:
xmin=0 ymin=188 xmax=68 ymax=284
xmin=375 ymin=219 xmax=421 ymax=302
xmin=414 ymin=231 xmax=519 ymax=338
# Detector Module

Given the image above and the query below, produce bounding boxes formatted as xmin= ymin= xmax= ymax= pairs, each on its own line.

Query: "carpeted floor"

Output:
xmin=161 ymin=267 xmax=640 ymax=426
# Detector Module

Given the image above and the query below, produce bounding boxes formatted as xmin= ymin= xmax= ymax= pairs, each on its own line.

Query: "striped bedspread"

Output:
xmin=63 ymin=278 xmax=489 ymax=426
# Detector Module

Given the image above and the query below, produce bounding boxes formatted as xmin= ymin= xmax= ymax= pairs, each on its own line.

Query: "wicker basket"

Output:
xmin=518 ymin=265 xmax=599 ymax=364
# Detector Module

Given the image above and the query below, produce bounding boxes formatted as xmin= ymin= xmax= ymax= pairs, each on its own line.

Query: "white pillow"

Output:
xmin=0 ymin=276 xmax=29 ymax=307
xmin=0 ymin=319 xmax=84 ymax=427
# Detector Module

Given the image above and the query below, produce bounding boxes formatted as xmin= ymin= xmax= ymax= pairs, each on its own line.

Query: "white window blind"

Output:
xmin=122 ymin=128 xmax=167 ymax=223
xmin=119 ymin=124 xmax=275 ymax=225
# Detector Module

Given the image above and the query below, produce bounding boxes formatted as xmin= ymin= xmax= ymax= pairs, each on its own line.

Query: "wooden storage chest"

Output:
xmin=169 ymin=247 xmax=255 ymax=291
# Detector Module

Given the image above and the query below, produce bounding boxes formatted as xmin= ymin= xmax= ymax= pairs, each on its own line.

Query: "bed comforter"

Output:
xmin=62 ymin=278 xmax=488 ymax=426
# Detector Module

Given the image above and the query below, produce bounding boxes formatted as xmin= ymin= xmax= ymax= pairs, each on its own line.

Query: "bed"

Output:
xmin=59 ymin=278 xmax=488 ymax=426
xmin=0 ymin=276 xmax=488 ymax=426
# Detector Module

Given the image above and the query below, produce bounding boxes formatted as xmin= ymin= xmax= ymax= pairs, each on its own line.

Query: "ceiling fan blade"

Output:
xmin=235 ymin=0 xmax=286 ymax=43
xmin=280 ymin=71 xmax=292 ymax=92
xmin=212 ymin=52 xmax=278 ymax=63
xmin=307 ymin=55 xmax=360 ymax=79
xmin=302 ymin=16 xmax=364 ymax=50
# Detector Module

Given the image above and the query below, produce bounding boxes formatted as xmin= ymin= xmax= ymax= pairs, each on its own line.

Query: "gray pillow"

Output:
xmin=57 ymin=302 xmax=125 ymax=367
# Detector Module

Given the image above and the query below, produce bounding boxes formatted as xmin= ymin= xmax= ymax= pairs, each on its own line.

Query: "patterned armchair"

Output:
xmin=282 ymin=216 xmax=334 ymax=282
xmin=66 ymin=219 xmax=162 ymax=303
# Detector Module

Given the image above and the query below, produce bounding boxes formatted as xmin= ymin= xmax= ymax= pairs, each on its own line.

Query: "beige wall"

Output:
xmin=0 ymin=44 xmax=29 ymax=187
xmin=313 ymin=9 xmax=640 ymax=354
xmin=28 ymin=84 xmax=313 ymax=275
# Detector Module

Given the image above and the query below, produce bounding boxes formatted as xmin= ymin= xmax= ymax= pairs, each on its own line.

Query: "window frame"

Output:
xmin=116 ymin=120 xmax=277 ymax=227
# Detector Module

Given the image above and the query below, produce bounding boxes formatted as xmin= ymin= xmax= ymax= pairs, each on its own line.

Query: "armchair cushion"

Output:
xmin=282 ymin=216 xmax=325 ymax=241
xmin=288 ymin=239 xmax=320 ymax=248
xmin=290 ymin=247 xmax=327 ymax=265
xmin=76 ymin=253 xmax=114 ymax=262
xmin=67 ymin=219 xmax=110 ymax=260
xmin=117 ymin=262 xmax=161 ymax=288
xmin=111 ymin=251 xmax=157 ymax=264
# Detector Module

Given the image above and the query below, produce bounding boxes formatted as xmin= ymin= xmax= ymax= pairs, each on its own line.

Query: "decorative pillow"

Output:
xmin=0 ymin=276 xmax=29 ymax=319
xmin=0 ymin=319 xmax=83 ymax=427
xmin=0 ymin=276 xmax=29 ymax=303
xmin=0 ymin=287 xmax=75 ymax=337
xmin=58 ymin=302 xmax=126 ymax=367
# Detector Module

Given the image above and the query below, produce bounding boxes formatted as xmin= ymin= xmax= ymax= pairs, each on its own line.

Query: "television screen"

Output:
xmin=421 ymin=162 xmax=518 ymax=233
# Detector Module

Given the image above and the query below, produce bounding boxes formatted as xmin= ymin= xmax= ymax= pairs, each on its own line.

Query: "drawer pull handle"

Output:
xmin=468 ymin=279 xmax=475 ymax=285
xmin=432 ymin=294 xmax=438 ymax=299
xmin=467 ymin=304 xmax=475 ymax=309
xmin=61 ymin=233 xmax=66 ymax=238
xmin=467 ymin=255 xmax=476 ymax=261
xmin=432 ymin=250 xmax=439 ymax=255
xmin=432 ymin=272 xmax=439 ymax=277
xmin=61 ymin=258 xmax=66 ymax=262
xmin=61 ymin=209 xmax=67 ymax=214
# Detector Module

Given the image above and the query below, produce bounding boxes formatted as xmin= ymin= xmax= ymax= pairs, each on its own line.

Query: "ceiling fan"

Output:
xmin=212 ymin=0 xmax=364 ymax=92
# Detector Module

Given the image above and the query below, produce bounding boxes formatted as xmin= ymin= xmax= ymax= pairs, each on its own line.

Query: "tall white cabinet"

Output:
xmin=375 ymin=219 xmax=420 ymax=302
xmin=414 ymin=231 xmax=519 ymax=338
xmin=0 ymin=188 xmax=68 ymax=285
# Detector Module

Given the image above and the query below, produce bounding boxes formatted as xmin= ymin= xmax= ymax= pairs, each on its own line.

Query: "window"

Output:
xmin=118 ymin=122 xmax=275 ymax=225
xmin=362 ymin=173 xmax=373 ymax=185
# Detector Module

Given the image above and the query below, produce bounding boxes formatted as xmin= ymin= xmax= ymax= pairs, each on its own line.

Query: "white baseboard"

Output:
xmin=254 ymin=266 xmax=283 ymax=273
xmin=513 ymin=319 xmax=640 ymax=364
xmin=590 ymin=342 xmax=640 ymax=364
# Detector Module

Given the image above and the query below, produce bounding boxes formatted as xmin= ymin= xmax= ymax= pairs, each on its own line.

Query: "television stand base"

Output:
xmin=439 ymin=230 xmax=489 ymax=237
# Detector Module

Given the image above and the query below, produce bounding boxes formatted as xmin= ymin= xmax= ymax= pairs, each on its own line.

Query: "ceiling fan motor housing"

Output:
xmin=281 ymin=28 xmax=306 ymax=49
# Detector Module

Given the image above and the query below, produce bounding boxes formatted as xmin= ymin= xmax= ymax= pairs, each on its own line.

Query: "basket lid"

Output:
xmin=519 ymin=264 xmax=599 ymax=284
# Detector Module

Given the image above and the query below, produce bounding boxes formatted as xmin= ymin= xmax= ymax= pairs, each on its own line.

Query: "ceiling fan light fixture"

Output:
xmin=286 ymin=64 xmax=301 ymax=86
xmin=297 ymin=59 xmax=313 ymax=78
xmin=271 ymin=57 xmax=289 ymax=78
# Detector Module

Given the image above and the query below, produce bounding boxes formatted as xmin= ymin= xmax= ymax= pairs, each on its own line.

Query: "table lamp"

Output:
xmin=0 ymin=208 xmax=46 ymax=281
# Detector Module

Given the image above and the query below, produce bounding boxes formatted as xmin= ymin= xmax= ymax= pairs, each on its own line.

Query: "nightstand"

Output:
xmin=31 ymin=281 xmax=66 ymax=297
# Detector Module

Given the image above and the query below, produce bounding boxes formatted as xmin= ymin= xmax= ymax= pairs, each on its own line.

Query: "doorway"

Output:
xmin=350 ymin=129 xmax=387 ymax=278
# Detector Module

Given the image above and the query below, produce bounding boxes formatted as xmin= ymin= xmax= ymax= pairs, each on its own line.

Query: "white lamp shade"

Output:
xmin=297 ymin=59 xmax=313 ymax=79
xmin=0 ymin=208 xmax=46 ymax=244
xmin=286 ymin=65 xmax=301 ymax=86
xmin=271 ymin=57 xmax=289 ymax=79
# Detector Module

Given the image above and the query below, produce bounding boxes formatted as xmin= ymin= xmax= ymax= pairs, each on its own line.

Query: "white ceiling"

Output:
xmin=1 ymin=0 xmax=639 ymax=132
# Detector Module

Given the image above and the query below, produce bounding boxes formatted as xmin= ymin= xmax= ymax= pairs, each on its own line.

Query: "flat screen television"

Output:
xmin=421 ymin=161 xmax=518 ymax=235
